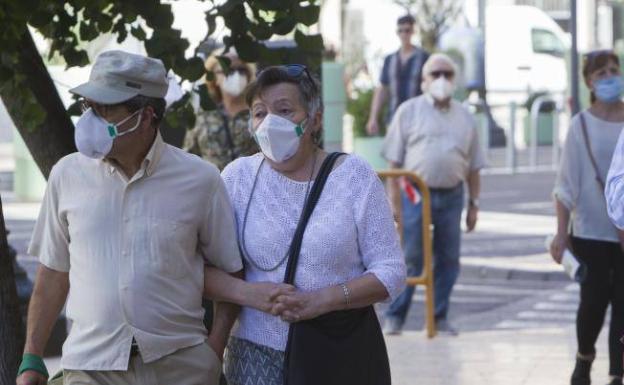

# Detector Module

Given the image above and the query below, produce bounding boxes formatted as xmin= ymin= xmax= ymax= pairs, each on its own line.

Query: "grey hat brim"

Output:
xmin=69 ymin=82 xmax=139 ymax=104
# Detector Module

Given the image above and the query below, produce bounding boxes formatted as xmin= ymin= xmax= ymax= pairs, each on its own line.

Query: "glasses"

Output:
xmin=257 ymin=64 xmax=318 ymax=91
xmin=430 ymin=70 xmax=454 ymax=79
xmin=397 ymin=28 xmax=412 ymax=34
xmin=217 ymin=66 xmax=248 ymax=76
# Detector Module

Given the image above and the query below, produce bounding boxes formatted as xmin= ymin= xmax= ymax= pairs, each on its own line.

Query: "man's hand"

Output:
xmin=466 ymin=206 xmax=478 ymax=232
xmin=550 ymin=232 xmax=569 ymax=264
xmin=16 ymin=370 xmax=47 ymax=385
xmin=366 ymin=119 xmax=379 ymax=136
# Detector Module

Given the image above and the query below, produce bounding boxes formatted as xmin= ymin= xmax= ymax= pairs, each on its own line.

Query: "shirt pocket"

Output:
xmin=141 ymin=218 xmax=196 ymax=279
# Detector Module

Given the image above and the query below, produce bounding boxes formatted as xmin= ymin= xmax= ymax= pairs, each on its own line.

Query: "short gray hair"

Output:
xmin=422 ymin=53 xmax=459 ymax=78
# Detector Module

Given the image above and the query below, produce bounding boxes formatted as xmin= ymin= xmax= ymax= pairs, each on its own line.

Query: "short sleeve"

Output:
xmin=380 ymin=55 xmax=391 ymax=86
xmin=381 ymin=102 xmax=408 ymax=166
xmin=468 ymin=116 xmax=487 ymax=171
xmin=199 ymin=172 xmax=243 ymax=273
xmin=553 ymin=120 xmax=582 ymax=211
xmin=351 ymin=158 xmax=406 ymax=301
xmin=28 ymin=164 xmax=70 ymax=272
xmin=606 ymin=127 xmax=624 ymax=229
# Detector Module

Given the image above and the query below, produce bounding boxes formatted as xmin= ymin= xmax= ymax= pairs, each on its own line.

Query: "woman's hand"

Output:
xmin=242 ymin=282 xmax=296 ymax=313
xmin=271 ymin=289 xmax=333 ymax=323
xmin=550 ymin=232 xmax=569 ymax=264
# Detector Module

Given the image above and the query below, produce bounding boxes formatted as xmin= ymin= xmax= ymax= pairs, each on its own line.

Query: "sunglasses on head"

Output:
xmin=258 ymin=64 xmax=317 ymax=91
xmin=430 ymin=70 xmax=454 ymax=79
xmin=584 ymin=49 xmax=612 ymax=62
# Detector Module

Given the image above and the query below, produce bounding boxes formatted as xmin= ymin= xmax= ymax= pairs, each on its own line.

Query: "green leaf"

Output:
xmin=197 ymin=84 xmax=217 ymax=111
xmin=249 ymin=21 xmax=273 ymax=40
xmin=293 ymin=4 xmax=320 ymax=26
xmin=272 ymin=16 xmax=296 ymax=36
xmin=180 ymin=57 xmax=206 ymax=82
xmin=63 ymin=48 xmax=89 ymax=67
xmin=79 ymin=22 xmax=98 ymax=41
xmin=130 ymin=26 xmax=146 ymax=41
xmin=294 ymin=30 xmax=323 ymax=52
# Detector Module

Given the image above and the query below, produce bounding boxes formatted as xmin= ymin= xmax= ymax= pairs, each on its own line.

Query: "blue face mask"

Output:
xmin=594 ymin=76 xmax=623 ymax=103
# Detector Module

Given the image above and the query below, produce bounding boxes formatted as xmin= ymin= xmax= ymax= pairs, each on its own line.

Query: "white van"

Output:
xmin=485 ymin=5 xmax=569 ymax=98
xmin=441 ymin=5 xmax=569 ymax=101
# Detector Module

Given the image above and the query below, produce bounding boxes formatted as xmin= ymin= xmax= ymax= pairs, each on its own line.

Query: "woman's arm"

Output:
xmin=550 ymin=199 xmax=571 ymax=264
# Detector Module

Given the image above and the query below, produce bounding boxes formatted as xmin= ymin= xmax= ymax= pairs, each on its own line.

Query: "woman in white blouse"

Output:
xmin=219 ymin=65 xmax=406 ymax=385
xmin=550 ymin=50 xmax=624 ymax=385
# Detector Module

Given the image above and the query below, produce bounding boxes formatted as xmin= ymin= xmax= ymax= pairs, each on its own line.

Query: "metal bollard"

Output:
xmin=506 ymin=102 xmax=517 ymax=173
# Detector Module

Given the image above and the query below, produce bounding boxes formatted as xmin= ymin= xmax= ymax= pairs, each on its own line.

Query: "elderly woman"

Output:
xmin=218 ymin=65 xmax=406 ymax=385
xmin=184 ymin=51 xmax=258 ymax=170
xmin=551 ymin=50 xmax=624 ymax=385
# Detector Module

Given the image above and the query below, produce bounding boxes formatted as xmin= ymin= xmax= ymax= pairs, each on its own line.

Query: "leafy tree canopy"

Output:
xmin=0 ymin=0 xmax=323 ymax=137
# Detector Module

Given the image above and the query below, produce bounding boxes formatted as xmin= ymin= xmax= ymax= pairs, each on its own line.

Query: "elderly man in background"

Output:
xmin=381 ymin=53 xmax=486 ymax=335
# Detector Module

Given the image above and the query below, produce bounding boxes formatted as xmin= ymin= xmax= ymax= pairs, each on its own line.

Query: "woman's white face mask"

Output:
xmin=74 ymin=108 xmax=143 ymax=159
xmin=252 ymin=113 xmax=308 ymax=163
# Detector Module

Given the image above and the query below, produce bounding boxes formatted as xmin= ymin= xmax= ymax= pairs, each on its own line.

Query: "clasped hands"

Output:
xmin=247 ymin=282 xmax=328 ymax=323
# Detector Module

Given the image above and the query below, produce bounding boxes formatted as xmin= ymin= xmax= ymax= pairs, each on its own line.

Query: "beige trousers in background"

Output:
xmin=63 ymin=341 xmax=221 ymax=385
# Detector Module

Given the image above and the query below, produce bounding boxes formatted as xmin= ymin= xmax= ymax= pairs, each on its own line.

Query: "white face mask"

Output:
xmin=74 ymin=108 xmax=143 ymax=159
xmin=427 ymin=77 xmax=455 ymax=101
xmin=221 ymin=71 xmax=248 ymax=97
xmin=253 ymin=113 xmax=307 ymax=163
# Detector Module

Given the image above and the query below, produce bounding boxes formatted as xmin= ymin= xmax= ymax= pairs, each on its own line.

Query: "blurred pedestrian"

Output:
xmin=382 ymin=53 xmax=485 ymax=336
xmin=366 ymin=14 xmax=429 ymax=135
xmin=15 ymin=50 xmax=284 ymax=385
xmin=551 ymin=49 xmax=624 ymax=385
xmin=184 ymin=51 xmax=258 ymax=170
xmin=220 ymin=65 xmax=406 ymax=385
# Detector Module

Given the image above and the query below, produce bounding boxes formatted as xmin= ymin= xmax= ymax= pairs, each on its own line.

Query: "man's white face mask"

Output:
xmin=427 ymin=77 xmax=456 ymax=102
xmin=74 ymin=108 xmax=143 ymax=159
xmin=221 ymin=71 xmax=248 ymax=97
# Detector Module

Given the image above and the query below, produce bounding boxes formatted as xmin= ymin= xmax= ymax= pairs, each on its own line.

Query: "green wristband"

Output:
xmin=18 ymin=353 xmax=49 ymax=378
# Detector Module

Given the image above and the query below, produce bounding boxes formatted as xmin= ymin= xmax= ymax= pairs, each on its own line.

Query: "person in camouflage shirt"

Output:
xmin=185 ymin=52 xmax=258 ymax=170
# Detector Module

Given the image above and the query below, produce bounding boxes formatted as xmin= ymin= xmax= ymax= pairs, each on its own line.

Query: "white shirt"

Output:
xmin=382 ymin=95 xmax=486 ymax=188
xmin=221 ymin=153 xmax=406 ymax=351
xmin=28 ymin=133 xmax=243 ymax=370
xmin=554 ymin=111 xmax=622 ymax=242
xmin=605 ymin=119 xmax=624 ymax=230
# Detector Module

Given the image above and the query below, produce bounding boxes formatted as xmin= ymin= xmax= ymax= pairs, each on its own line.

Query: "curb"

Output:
xmin=461 ymin=263 xmax=570 ymax=282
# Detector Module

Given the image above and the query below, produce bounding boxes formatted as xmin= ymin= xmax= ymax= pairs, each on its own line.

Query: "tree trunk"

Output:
xmin=0 ymin=27 xmax=76 ymax=179
xmin=0 ymin=195 xmax=25 ymax=385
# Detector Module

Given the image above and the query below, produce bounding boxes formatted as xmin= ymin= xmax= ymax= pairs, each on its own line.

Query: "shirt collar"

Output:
xmin=424 ymin=93 xmax=452 ymax=112
xmin=104 ymin=131 xmax=165 ymax=177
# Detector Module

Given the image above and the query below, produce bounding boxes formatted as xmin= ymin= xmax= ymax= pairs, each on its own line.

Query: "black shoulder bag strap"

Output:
xmin=579 ymin=112 xmax=606 ymax=189
xmin=283 ymin=152 xmax=344 ymax=284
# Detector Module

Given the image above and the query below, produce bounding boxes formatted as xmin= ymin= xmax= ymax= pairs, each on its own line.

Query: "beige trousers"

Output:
xmin=63 ymin=342 xmax=221 ymax=385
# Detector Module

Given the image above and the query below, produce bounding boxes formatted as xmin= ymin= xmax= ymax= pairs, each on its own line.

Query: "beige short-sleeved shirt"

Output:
xmin=28 ymin=133 xmax=242 ymax=371
xmin=382 ymin=95 xmax=486 ymax=188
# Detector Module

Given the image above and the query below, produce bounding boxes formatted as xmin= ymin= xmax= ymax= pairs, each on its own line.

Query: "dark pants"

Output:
xmin=571 ymin=236 xmax=624 ymax=377
xmin=385 ymin=184 xmax=464 ymax=325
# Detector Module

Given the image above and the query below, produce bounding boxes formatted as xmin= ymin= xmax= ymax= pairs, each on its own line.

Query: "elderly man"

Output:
xmin=16 ymin=50 xmax=249 ymax=385
xmin=381 ymin=53 xmax=486 ymax=335
xmin=366 ymin=14 xmax=429 ymax=135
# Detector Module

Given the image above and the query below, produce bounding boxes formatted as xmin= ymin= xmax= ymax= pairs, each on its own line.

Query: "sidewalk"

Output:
xmin=386 ymin=326 xmax=608 ymax=385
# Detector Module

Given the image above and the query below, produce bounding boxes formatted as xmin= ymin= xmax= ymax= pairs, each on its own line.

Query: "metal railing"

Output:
xmin=469 ymin=93 xmax=566 ymax=174
xmin=377 ymin=170 xmax=436 ymax=338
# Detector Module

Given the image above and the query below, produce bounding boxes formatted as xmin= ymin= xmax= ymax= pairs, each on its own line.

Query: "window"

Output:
xmin=532 ymin=28 xmax=566 ymax=57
